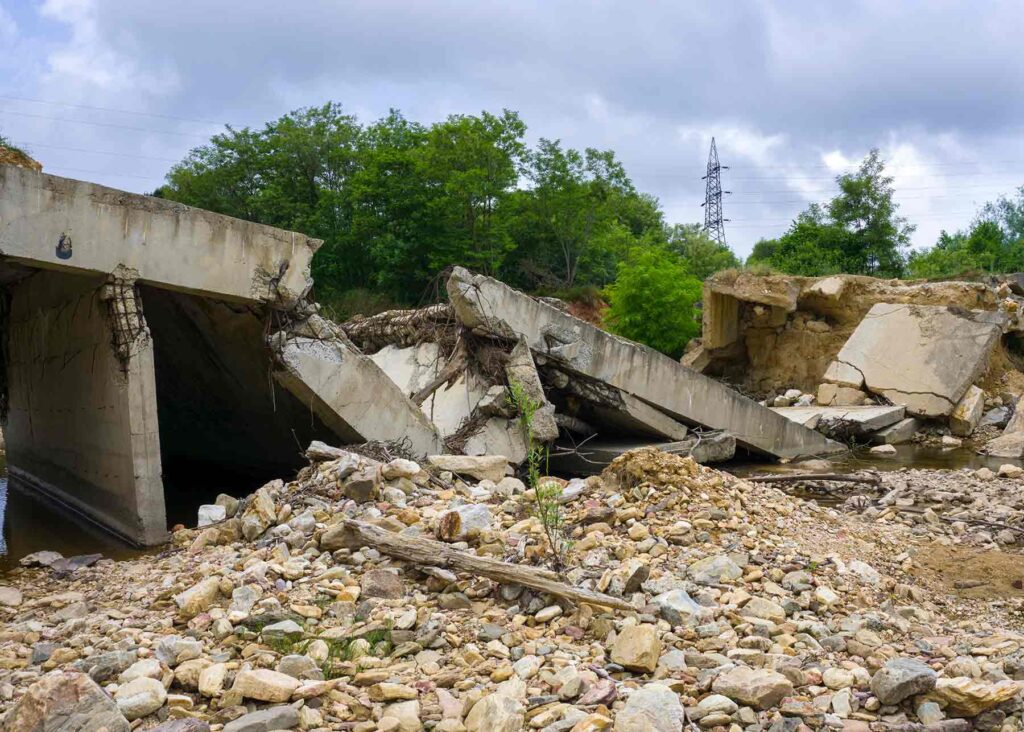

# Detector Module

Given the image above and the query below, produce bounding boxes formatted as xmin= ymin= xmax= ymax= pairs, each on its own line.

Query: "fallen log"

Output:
xmin=748 ymin=472 xmax=881 ymax=486
xmin=334 ymin=519 xmax=633 ymax=611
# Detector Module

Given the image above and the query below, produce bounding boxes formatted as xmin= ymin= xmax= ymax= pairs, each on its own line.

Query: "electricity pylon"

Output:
xmin=701 ymin=137 xmax=730 ymax=246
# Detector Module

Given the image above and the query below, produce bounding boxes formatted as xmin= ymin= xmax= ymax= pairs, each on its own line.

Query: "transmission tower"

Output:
xmin=701 ymin=137 xmax=730 ymax=246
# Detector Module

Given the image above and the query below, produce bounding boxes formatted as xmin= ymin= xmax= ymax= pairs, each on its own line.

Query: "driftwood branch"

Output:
xmin=337 ymin=519 xmax=633 ymax=611
xmin=748 ymin=472 xmax=881 ymax=486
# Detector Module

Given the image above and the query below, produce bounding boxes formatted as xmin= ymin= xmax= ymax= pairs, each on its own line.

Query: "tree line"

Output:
xmin=146 ymin=107 xmax=1023 ymax=359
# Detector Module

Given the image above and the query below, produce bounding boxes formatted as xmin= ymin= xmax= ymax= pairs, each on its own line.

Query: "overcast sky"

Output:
xmin=1 ymin=0 xmax=1022 ymax=257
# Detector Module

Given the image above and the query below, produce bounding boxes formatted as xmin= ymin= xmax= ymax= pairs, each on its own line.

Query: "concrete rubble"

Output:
xmin=2 ymin=446 xmax=1024 ymax=730
xmin=688 ymin=270 xmax=1024 ymax=454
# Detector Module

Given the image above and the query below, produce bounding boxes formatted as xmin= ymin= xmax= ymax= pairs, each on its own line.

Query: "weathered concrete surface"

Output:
xmin=447 ymin=267 xmax=844 ymax=459
xmin=950 ymin=385 xmax=985 ymax=437
xmin=0 ymin=166 xmax=320 ymax=307
xmin=982 ymin=395 xmax=1024 ymax=458
xmin=832 ymin=303 xmax=1005 ymax=417
xmin=5 ymin=269 xmax=167 ymax=544
xmin=270 ymin=316 xmax=443 ymax=458
xmin=870 ymin=417 xmax=922 ymax=445
xmin=770 ymin=405 xmax=906 ymax=434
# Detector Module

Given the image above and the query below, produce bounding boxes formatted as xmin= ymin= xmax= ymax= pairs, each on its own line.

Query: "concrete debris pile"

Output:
xmin=343 ymin=267 xmax=843 ymax=469
xmin=689 ymin=271 xmax=1024 ymax=456
xmin=2 ymin=446 xmax=1024 ymax=730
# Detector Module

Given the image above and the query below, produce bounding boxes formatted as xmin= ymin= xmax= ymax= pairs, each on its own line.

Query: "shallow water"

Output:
xmin=0 ymin=459 xmax=141 ymax=573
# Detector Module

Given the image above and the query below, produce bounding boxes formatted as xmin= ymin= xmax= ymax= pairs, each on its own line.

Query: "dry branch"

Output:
xmin=748 ymin=472 xmax=881 ymax=486
xmin=335 ymin=519 xmax=633 ymax=611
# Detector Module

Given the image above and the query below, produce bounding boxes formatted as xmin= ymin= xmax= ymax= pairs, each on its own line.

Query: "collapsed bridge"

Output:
xmin=0 ymin=164 xmax=842 ymax=546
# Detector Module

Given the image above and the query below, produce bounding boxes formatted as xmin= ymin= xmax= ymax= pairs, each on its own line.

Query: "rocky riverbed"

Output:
xmin=0 ymin=446 xmax=1023 ymax=732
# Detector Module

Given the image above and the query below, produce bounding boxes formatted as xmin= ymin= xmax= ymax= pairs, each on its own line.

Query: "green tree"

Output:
xmin=604 ymin=247 xmax=702 ymax=358
xmin=746 ymin=150 xmax=914 ymax=277
xmin=666 ymin=223 xmax=740 ymax=279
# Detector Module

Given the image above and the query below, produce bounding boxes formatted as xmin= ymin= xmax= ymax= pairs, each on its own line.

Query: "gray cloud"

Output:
xmin=1 ymin=0 xmax=1022 ymax=256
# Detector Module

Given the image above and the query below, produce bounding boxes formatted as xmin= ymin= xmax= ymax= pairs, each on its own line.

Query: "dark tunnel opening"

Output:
xmin=141 ymin=286 xmax=337 ymax=527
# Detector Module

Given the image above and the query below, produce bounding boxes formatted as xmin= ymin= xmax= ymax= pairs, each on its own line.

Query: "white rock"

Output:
xmin=114 ymin=676 xmax=166 ymax=721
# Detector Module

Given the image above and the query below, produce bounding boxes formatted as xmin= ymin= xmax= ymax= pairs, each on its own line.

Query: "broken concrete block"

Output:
xmin=832 ymin=303 xmax=1005 ymax=417
xmin=870 ymin=417 xmax=922 ymax=445
xmin=270 ymin=317 xmax=443 ymax=457
xmin=505 ymin=339 xmax=558 ymax=443
xmin=822 ymin=360 xmax=864 ymax=389
xmin=771 ymin=406 xmax=905 ymax=435
xmin=950 ymin=386 xmax=985 ymax=436
xmin=550 ymin=432 xmax=735 ymax=475
xmin=344 ymin=466 xmax=381 ymax=503
xmin=447 ymin=267 xmax=843 ymax=460
xmin=817 ymin=383 xmax=868 ymax=407
xmin=427 ymin=454 xmax=509 ymax=482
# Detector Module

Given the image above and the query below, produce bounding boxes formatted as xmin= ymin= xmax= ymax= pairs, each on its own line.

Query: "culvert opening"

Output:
xmin=141 ymin=286 xmax=336 ymax=527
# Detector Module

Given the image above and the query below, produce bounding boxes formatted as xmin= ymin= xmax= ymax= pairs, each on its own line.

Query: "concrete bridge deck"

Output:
xmin=0 ymin=165 xmax=441 ymax=545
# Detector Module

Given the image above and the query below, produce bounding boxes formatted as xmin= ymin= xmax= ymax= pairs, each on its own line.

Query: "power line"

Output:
xmin=44 ymin=165 xmax=166 ymax=182
xmin=0 ymin=95 xmax=227 ymax=126
xmin=0 ymin=109 xmax=211 ymax=139
xmin=14 ymin=141 xmax=181 ymax=163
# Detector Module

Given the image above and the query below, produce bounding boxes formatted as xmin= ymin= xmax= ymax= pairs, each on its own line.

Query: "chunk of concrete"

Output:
xmin=447 ymin=267 xmax=843 ymax=460
xmin=870 ymin=417 xmax=922 ymax=445
xmin=771 ymin=405 xmax=906 ymax=435
xmin=833 ymin=303 xmax=1005 ymax=417
xmin=982 ymin=396 xmax=1024 ymax=457
xmin=950 ymin=385 xmax=985 ymax=436
xmin=822 ymin=360 xmax=864 ymax=389
xmin=817 ymin=383 xmax=868 ymax=407
xmin=427 ymin=454 xmax=509 ymax=482
xmin=269 ymin=316 xmax=443 ymax=457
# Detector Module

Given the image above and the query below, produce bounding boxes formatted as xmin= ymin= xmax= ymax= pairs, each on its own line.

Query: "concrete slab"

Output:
xmin=269 ymin=316 xmax=443 ymax=458
xmin=447 ymin=267 xmax=844 ymax=460
xmin=0 ymin=166 xmax=319 ymax=307
xmin=770 ymin=406 xmax=906 ymax=434
xmin=950 ymin=385 xmax=985 ymax=437
xmin=870 ymin=417 xmax=922 ymax=445
xmin=833 ymin=303 xmax=1005 ymax=417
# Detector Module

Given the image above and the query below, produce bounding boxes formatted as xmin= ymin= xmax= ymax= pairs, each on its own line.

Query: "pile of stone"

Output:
xmin=1 ymin=445 xmax=1024 ymax=731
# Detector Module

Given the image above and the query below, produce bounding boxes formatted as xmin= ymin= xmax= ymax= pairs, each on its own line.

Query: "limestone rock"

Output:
xmin=427 ymin=454 xmax=509 ymax=482
xmin=464 ymin=692 xmax=525 ymax=732
xmin=360 ymin=569 xmax=404 ymax=599
xmin=437 ymin=504 xmax=493 ymax=542
xmin=0 ymin=671 xmax=129 ymax=731
xmin=712 ymin=666 xmax=794 ymax=709
xmin=688 ymin=555 xmax=742 ymax=585
xmin=0 ymin=585 xmax=23 ymax=607
xmin=222 ymin=705 xmax=300 ymax=732
xmin=931 ymin=677 xmax=1023 ymax=716
xmin=231 ymin=668 xmax=301 ymax=703
xmin=382 ymin=699 xmax=422 ymax=732
xmin=613 ymin=683 xmax=684 ymax=732
xmin=173 ymin=577 xmax=221 ymax=618
xmin=343 ymin=466 xmax=381 ymax=502
xmin=114 ymin=676 xmax=167 ymax=721
xmin=610 ymin=625 xmax=662 ymax=673
xmin=870 ymin=658 xmax=937 ymax=705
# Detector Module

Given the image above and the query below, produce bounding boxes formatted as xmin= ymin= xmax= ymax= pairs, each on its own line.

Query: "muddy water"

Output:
xmin=0 ymin=458 xmax=142 ymax=573
xmin=727 ymin=443 xmax=1021 ymax=478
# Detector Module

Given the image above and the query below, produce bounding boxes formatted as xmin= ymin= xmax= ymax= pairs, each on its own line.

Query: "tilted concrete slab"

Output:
xmin=770 ymin=405 xmax=906 ymax=434
xmin=833 ymin=303 xmax=1005 ymax=417
xmin=550 ymin=432 xmax=736 ymax=475
xmin=447 ymin=267 xmax=844 ymax=459
xmin=269 ymin=316 xmax=444 ymax=458
xmin=0 ymin=166 xmax=319 ymax=307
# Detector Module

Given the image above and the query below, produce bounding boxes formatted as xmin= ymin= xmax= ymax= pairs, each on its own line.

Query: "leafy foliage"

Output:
xmin=908 ymin=187 xmax=1024 ymax=278
xmin=604 ymin=247 xmax=703 ymax=358
xmin=746 ymin=150 xmax=914 ymax=277
xmin=666 ymin=224 xmax=740 ymax=279
xmin=159 ymin=103 xmax=734 ymax=311
xmin=508 ymin=381 xmax=570 ymax=573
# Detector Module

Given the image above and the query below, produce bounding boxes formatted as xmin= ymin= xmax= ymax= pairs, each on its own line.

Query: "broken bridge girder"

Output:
xmin=342 ymin=303 xmax=455 ymax=354
xmin=446 ymin=266 xmax=845 ymax=460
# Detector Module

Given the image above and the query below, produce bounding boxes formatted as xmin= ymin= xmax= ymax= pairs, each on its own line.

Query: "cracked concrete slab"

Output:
xmin=832 ymin=303 xmax=1005 ymax=417
xmin=447 ymin=266 xmax=844 ymax=460
xmin=770 ymin=405 xmax=906 ymax=434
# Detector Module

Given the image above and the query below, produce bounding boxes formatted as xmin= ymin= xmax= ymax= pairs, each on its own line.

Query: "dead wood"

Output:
xmin=411 ymin=339 xmax=468 ymax=406
xmin=748 ymin=472 xmax=881 ymax=486
xmin=336 ymin=519 xmax=633 ymax=611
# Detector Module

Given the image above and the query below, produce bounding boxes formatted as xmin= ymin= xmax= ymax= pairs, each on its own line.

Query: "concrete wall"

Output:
xmin=0 ymin=165 xmax=320 ymax=308
xmin=5 ymin=270 xmax=167 ymax=545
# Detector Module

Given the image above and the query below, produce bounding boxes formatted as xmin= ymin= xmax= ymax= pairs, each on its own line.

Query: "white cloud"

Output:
xmin=0 ymin=3 xmax=16 ymax=40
